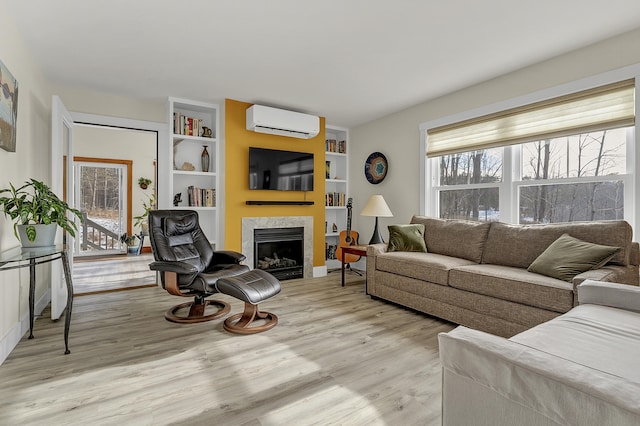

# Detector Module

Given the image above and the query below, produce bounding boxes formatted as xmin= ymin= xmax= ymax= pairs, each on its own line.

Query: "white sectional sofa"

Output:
xmin=438 ymin=280 xmax=640 ymax=426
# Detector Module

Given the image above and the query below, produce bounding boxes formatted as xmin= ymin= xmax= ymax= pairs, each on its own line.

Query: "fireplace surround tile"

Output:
xmin=242 ymin=216 xmax=313 ymax=279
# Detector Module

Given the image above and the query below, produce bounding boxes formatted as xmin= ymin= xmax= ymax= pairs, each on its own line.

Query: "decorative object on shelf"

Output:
xmin=326 ymin=161 xmax=331 ymax=179
xmin=360 ymin=194 xmax=393 ymax=244
xmin=0 ymin=178 xmax=83 ymax=247
xmin=137 ymin=177 xmax=152 ymax=189
xmin=0 ymin=58 xmax=19 ymax=153
xmin=181 ymin=162 xmax=195 ymax=171
xmin=332 ymin=223 xmax=338 ymax=233
xmin=364 ymin=151 xmax=388 ymax=184
xmin=201 ymin=145 xmax=210 ymax=172
xmin=201 ymin=126 xmax=213 ymax=138
xmin=172 ymin=139 xmax=183 ymax=169
xmin=173 ymin=193 xmax=182 ymax=207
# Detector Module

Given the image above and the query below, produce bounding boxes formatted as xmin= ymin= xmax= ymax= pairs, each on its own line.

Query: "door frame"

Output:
xmin=51 ymin=96 xmax=75 ymax=320
xmin=71 ymin=157 xmax=133 ymax=255
xmin=51 ymin=107 xmax=168 ymax=290
xmin=70 ymin=112 xmax=168 ymax=209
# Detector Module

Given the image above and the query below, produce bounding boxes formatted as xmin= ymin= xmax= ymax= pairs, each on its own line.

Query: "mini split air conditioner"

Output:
xmin=246 ymin=105 xmax=320 ymax=139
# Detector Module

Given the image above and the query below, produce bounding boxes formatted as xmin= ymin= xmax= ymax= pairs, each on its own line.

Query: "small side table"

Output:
xmin=341 ymin=245 xmax=368 ymax=288
xmin=0 ymin=244 xmax=73 ymax=354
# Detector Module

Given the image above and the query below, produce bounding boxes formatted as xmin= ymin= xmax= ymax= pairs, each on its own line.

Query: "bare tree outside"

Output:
xmin=436 ymin=127 xmax=628 ymax=223
xmin=520 ymin=129 xmax=626 ymax=223
xmin=439 ymin=148 xmax=501 ymax=220
xmin=77 ymin=164 xmax=126 ymax=252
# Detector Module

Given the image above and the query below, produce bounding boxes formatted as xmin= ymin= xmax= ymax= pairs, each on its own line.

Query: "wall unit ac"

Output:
xmin=246 ymin=105 xmax=320 ymax=139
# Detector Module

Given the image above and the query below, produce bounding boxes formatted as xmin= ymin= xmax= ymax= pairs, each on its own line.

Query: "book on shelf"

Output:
xmin=326 ymin=161 xmax=331 ymax=179
xmin=187 ymin=186 xmax=216 ymax=207
xmin=325 ymin=192 xmax=345 ymax=207
xmin=325 ymin=139 xmax=346 ymax=154
xmin=325 ymin=243 xmax=337 ymax=260
xmin=173 ymin=112 xmax=205 ymax=137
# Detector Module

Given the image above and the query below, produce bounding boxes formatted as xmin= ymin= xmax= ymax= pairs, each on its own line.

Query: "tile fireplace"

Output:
xmin=242 ymin=216 xmax=314 ymax=279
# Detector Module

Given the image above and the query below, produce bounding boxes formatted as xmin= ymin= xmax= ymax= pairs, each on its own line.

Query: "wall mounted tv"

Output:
xmin=249 ymin=147 xmax=314 ymax=191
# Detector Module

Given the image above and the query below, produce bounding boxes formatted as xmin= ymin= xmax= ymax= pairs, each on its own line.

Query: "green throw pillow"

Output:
xmin=387 ymin=224 xmax=427 ymax=253
xmin=527 ymin=233 xmax=620 ymax=282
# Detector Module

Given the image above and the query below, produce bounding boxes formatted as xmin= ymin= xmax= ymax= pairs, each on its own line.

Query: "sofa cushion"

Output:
xmin=410 ymin=216 xmax=490 ymax=263
xmin=511 ymin=303 xmax=640 ymax=382
xmin=527 ymin=234 xmax=620 ymax=282
xmin=376 ymin=251 xmax=476 ymax=286
xmin=482 ymin=220 xmax=632 ymax=268
xmin=387 ymin=224 xmax=427 ymax=253
xmin=449 ymin=264 xmax=574 ymax=313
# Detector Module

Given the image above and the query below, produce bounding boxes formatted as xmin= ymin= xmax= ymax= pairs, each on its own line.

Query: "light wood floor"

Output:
xmin=0 ymin=273 xmax=454 ymax=426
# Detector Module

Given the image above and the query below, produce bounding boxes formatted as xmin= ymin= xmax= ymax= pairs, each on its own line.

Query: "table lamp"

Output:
xmin=360 ymin=195 xmax=393 ymax=244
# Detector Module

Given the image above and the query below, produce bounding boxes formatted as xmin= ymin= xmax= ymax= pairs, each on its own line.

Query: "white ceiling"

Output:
xmin=5 ymin=0 xmax=640 ymax=128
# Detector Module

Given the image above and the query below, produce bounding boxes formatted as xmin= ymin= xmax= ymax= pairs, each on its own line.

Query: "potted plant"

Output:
xmin=138 ymin=177 xmax=152 ymax=190
xmin=0 ymin=178 xmax=83 ymax=247
xmin=133 ymin=192 xmax=156 ymax=236
xmin=120 ymin=232 xmax=140 ymax=254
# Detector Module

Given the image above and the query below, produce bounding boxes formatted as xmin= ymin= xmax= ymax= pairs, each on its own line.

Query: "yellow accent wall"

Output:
xmin=224 ymin=99 xmax=326 ymax=267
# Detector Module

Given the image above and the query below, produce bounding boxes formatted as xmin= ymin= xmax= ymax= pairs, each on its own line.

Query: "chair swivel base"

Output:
xmin=165 ymin=298 xmax=230 ymax=324
xmin=223 ymin=301 xmax=278 ymax=334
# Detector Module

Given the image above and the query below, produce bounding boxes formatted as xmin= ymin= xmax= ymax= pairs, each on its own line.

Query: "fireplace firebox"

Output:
xmin=254 ymin=227 xmax=304 ymax=280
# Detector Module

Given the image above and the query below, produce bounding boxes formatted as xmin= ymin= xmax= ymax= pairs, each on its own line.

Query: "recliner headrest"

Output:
xmin=164 ymin=213 xmax=198 ymax=237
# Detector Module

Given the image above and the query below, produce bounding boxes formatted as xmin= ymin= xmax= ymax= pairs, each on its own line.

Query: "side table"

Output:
xmin=341 ymin=245 xmax=368 ymax=288
xmin=0 ymin=244 xmax=73 ymax=354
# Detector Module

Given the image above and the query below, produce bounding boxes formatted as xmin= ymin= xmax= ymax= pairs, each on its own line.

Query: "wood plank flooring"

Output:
xmin=0 ymin=272 xmax=454 ymax=425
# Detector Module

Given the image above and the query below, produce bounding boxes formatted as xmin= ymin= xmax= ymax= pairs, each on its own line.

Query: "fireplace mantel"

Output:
xmin=242 ymin=216 xmax=314 ymax=279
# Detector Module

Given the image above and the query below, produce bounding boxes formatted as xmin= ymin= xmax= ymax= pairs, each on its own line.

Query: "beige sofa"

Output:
xmin=438 ymin=280 xmax=640 ymax=426
xmin=366 ymin=216 xmax=639 ymax=337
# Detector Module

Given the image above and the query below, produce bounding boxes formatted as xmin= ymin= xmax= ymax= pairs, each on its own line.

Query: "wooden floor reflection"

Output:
xmin=73 ymin=253 xmax=156 ymax=294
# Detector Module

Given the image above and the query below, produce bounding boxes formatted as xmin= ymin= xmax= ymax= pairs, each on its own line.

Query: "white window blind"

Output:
xmin=426 ymin=79 xmax=635 ymax=157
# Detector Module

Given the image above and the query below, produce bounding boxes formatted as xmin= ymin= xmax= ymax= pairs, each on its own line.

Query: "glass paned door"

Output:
xmin=74 ymin=161 xmax=128 ymax=255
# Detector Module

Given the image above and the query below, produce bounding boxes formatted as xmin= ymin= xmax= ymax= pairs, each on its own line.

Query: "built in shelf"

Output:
xmin=246 ymin=200 xmax=315 ymax=206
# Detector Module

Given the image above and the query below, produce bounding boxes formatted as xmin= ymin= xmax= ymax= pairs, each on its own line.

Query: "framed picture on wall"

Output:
xmin=0 ymin=58 xmax=19 ymax=153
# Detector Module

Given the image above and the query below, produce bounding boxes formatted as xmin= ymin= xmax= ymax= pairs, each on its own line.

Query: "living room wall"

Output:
xmin=224 ymin=99 xmax=326 ymax=269
xmin=0 ymin=17 xmax=53 ymax=362
xmin=349 ymin=27 xmax=640 ymax=241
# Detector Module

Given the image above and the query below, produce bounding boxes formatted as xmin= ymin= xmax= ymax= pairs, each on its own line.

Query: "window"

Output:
xmin=424 ymin=78 xmax=636 ymax=227
xmin=437 ymin=148 xmax=502 ymax=221
xmin=518 ymin=129 xmax=628 ymax=224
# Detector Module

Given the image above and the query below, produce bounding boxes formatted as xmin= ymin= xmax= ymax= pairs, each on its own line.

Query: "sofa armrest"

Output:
xmin=578 ymin=280 xmax=640 ymax=313
xmin=439 ymin=326 xmax=640 ymax=426
xmin=366 ymin=243 xmax=387 ymax=257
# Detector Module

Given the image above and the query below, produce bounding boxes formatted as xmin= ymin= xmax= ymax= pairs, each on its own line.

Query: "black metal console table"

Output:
xmin=0 ymin=244 xmax=73 ymax=354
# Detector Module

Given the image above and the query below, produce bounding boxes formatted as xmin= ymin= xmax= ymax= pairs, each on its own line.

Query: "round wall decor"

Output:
xmin=364 ymin=151 xmax=388 ymax=184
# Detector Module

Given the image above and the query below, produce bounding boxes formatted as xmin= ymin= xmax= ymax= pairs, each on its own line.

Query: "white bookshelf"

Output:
xmin=325 ymin=125 xmax=349 ymax=268
xmin=167 ymin=97 xmax=220 ymax=248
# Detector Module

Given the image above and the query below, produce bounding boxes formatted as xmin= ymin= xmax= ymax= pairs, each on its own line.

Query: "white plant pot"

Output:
xmin=17 ymin=224 xmax=58 ymax=248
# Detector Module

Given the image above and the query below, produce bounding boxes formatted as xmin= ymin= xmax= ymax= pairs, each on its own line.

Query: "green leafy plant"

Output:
xmin=0 ymin=178 xmax=83 ymax=241
xmin=138 ymin=177 xmax=152 ymax=189
xmin=133 ymin=192 xmax=156 ymax=229
xmin=120 ymin=232 xmax=138 ymax=246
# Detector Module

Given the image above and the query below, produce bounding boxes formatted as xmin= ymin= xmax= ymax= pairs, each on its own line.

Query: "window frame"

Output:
xmin=420 ymin=67 xmax=639 ymax=238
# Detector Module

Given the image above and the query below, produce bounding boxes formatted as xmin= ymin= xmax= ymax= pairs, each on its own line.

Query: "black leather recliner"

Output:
xmin=148 ymin=209 xmax=249 ymax=323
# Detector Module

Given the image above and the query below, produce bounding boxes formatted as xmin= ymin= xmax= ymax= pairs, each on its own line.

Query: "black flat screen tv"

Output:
xmin=249 ymin=147 xmax=314 ymax=191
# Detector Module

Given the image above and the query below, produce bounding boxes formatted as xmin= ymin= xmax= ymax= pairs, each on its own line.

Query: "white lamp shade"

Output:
xmin=361 ymin=195 xmax=393 ymax=217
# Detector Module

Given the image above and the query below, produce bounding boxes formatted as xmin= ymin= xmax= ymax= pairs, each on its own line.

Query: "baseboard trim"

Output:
xmin=314 ymin=266 xmax=327 ymax=277
xmin=0 ymin=289 xmax=51 ymax=366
